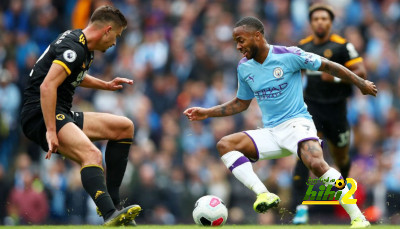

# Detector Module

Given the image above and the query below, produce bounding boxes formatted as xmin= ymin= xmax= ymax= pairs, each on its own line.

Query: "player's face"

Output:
xmin=99 ymin=25 xmax=124 ymax=52
xmin=310 ymin=10 xmax=332 ymax=39
xmin=232 ymin=26 xmax=260 ymax=59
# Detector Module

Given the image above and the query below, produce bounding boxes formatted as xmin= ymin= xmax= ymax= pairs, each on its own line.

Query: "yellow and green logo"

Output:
xmin=302 ymin=178 xmax=357 ymax=205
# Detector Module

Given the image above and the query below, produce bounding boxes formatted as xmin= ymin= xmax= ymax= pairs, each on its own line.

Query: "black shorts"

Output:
xmin=20 ymin=108 xmax=84 ymax=152
xmin=305 ymin=99 xmax=350 ymax=148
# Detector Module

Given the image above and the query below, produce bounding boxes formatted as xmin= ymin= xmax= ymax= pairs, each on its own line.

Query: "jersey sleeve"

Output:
xmin=236 ymin=67 xmax=255 ymax=100
xmin=285 ymin=46 xmax=322 ymax=71
xmin=343 ymin=42 xmax=363 ymax=68
xmin=53 ymin=41 xmax=85 ymax=75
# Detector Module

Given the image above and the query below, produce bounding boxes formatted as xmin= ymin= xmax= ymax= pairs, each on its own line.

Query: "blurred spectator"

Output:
xmin=0 ymin=69 xmax=21 ymax=170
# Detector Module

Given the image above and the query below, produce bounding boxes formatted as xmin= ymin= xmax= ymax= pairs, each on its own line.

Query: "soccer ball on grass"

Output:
xmin=193 ymin=195 xmax=228 ymax=226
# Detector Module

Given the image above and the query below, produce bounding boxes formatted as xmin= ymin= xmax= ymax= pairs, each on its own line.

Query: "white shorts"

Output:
xmin=243 ymin=118 xmax=321 ymax=161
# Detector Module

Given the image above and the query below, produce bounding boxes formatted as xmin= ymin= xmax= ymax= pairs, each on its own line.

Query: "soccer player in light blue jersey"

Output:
xmin=184 ymin=16 xmax=377 ymax=228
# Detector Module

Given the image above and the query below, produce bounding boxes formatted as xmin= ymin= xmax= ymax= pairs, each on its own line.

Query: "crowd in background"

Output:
xmin=0 ymin=0 xmax=400 ymax=225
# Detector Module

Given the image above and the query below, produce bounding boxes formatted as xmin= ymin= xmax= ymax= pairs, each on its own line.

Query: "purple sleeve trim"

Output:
xmin=238 ymin=57 xmax=249 ymax=67
xmin=272 ymin=45 xmax=302 ymax=56
xmin=243 ymin=131 xmax=259 ymax=162
xmin=229 ymin=156 xmax=249 ymax=172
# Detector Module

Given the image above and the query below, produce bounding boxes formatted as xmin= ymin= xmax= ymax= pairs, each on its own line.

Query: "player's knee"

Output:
xmin=216 ymin=137 xmax=234 ymax=156
xmin=309 ymin=158 xmax=329 ymax=177
xmin=116 ymin=117 xmax=134 ymax=139
xmin=82 ymin=146 xmax=103 ymax=166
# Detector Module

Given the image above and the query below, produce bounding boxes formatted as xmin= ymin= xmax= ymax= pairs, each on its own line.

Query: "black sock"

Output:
xmin=105 ymin=138 xmax=132 ymax=207
xmin=339 ymin=159 xmax=351 ymax=179
xmin=81 ymin=166 xmax=115 ymax=220
xmin=291 ymin=159 xmax=310 ymax=211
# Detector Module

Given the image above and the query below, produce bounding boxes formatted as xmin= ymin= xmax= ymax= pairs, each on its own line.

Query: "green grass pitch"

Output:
xmin=0 ymin=225 xmax=397 ymax=229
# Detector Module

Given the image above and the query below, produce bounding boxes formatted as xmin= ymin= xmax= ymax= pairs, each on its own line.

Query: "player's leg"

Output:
xmin=291 ymin=130 xmax=323 ymax=224
xmin=217 ymin=130 xmax=282 ymax=213
xmin=298 ymin=140 xmax=370 ymax=228
xmin=56 ymin=123 xmax=117 ymax=220
xmin=82 ymin=112 xmax=133 ymax=207
xmin=325 ymin=122 xmax=351 ymax=179
xmin=57 ymin=122 xmax=140 ymax=226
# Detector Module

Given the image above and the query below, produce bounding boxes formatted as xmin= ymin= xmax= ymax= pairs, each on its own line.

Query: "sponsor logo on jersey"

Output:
xmin=255 ymin=82 xmax=288 ymax=100
xmin=56 ymin=114 xmax=65 ymax=120
xmin=63 ymin=50 xmax=77 ymax=63
xmin=71 ymin=70 xmax=87 ymax=87
xmin=273 ymin=67 xmax=284 ymax=78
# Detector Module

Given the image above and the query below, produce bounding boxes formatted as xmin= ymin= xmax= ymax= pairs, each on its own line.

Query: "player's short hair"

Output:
xmin=234 ymin=16 xmax=264 ymax=35
xmin=309 ymin=3 xmax=335 ymax=21
xmin=90 ymin=5 xmax=128 ymax=28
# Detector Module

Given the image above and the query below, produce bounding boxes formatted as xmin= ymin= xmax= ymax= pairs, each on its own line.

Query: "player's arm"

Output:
xmin=346 ymin=61 xmax=366 ymax=80
xmin=183 ymin=97 xmax=252 ymax=121
xmin=40 ymin=63 xmax=69 ymax=158
xmin=80 ymin=74 xmax=133 ymax=91
xmin=318 ymin=58 xmax=377 ymax=96
xmin=321 ymin=60 xmax=367 ymax=83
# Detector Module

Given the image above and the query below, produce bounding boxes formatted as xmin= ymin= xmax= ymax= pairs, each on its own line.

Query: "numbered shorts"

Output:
xmin=21 ymin=109 xmax=84 ymax=152
xmin=243 ymin=117 xmax=322 ymax=161
xmin=305 ymin=99 xmax=350 ymax=147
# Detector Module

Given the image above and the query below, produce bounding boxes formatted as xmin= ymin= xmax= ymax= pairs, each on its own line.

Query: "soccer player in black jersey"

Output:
xmin=20 ymin=5 xmax=141 ymax=226
xmin=292 ymin=4 xmax=367 ymax=225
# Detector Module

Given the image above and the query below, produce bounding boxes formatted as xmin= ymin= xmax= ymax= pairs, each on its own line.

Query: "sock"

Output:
xmin=339 ymin=159 xmax=351 ymax=179
xmin=291 ymin=159 xmax=310 ymax=211
xmin=81 ymin=166 xmax=116 ymax=220
xmin=105 ymin=139 xmax=132 ymax=207
xmin=221 ymin=151 xmax=268 ymax=195
xmin=319 ymin=168 xmax=363 ymax=221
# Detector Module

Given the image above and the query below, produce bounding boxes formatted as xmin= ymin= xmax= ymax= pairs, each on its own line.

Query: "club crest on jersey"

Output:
xmin=273 ymin=67 xmax=283 ymax=78
xmin=63 ymin=50 xmax=77 ymax=63
xmin=56 ymin=114 xmax=65 ymax=120
xmin=324 ymin=49 xmax=333 ymax=58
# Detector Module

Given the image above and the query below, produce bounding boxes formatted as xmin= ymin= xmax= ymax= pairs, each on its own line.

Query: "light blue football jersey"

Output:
xmin=237 ymin=45 xmax=322 ymax=127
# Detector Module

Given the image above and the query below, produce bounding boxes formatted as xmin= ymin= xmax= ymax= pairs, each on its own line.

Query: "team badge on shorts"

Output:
xmin=56 ymin=114 xmax=65 ymax=120
xmin=63 ymin=50 xmax=77 ymax=62
xmin=273 ymin=67 xmax=284 ymax=78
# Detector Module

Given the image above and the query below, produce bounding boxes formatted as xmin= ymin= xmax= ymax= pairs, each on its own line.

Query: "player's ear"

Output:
xmin=104 ymin=25 xmax=112 ymax=34
xmin=254 ymin=31 xmax=261 ymax=41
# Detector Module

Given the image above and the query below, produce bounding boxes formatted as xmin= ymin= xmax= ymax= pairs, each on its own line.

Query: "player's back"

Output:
xmin=23 ymin=29 xmax=93 ymax=113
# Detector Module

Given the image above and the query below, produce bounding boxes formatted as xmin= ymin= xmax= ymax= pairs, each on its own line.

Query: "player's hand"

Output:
xmin=45 ymin=130 xmax=59 ymax=160
xmin=183 ymin=107 xmax=209 ymax=121
xmin=358 ymin=79 xmax=378 ymax=96
xmin=107 ymin=77 xmax=134 ymax=91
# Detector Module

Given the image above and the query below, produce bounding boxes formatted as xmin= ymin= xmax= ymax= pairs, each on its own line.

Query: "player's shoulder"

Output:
xmin=271 ymin=45 xmax=303 ymax=56
xmin=237 ymin=57 xmax=251 ymax=69
xmin=54 ymin=29 xmax=87 ymax=50
xmin=299 ymin=35 xmax=314 ymax=45
xmin=329 ymin=34 xmax=347 ymax=45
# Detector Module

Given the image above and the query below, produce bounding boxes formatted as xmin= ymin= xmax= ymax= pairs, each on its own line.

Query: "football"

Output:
xmin=193 ymin=195 xmax=228 ymax=226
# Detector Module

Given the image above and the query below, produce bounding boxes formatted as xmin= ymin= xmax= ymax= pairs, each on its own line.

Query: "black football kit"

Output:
xmin=299 ymin=34 xmax=362 ymax=146
xmin=20 ymin=29 xmax=94 ymax=151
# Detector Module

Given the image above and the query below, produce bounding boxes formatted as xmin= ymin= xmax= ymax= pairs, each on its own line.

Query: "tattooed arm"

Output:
xmin=183 ymin=97 xmax=252 ymax=121
xmin=318 ymin=57 xmax=377 ymax=96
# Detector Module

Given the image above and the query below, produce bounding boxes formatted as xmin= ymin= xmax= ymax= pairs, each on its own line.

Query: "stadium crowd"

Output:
xmin=0 ymin=0 xmax=399 ymax=225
